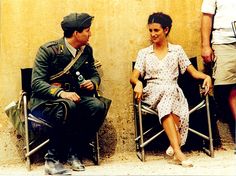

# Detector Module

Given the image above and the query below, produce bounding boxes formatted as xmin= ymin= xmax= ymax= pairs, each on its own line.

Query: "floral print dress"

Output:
xmin=134 ymin=43 xmax=191 ymax=146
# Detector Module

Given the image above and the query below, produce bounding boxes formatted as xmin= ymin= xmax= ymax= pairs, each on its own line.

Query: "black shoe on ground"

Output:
xmin=67 ymin=155 xmax=85 ymax=171
xmin=45 ymin=159 xmax=71 ymax=175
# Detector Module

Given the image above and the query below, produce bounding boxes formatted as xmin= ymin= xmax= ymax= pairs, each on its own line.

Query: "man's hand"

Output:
xmin=80 ymin=80 xmax=94 ymax=91
xmin=60 ymin=91 xmax=81 ymax=102
xmin=201 ymin=46 xmax=214 ymax=63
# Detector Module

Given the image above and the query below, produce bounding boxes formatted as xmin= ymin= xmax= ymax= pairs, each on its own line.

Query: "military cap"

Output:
xmin=61 ymin=12 xmax=94 ymax=31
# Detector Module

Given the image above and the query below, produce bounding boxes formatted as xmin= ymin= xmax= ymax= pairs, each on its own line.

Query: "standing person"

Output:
xmin=201 ymin=0 xmax=236 ymax=139
xmin=130 ymin=12 xmax=212 ymax=167
xmin=30 ymin=12 xmax=106 ymax=175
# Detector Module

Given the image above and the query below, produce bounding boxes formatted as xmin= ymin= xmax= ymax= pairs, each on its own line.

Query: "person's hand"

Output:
xmin=80 ymin=80 xmax=94 ymax=91
xmin=60 ymin=91 xmax=81 ymax=102
xmin=202 ymin=75 xmax=212 ymax=95
xmin=134 ymin=81 xmax=143 ymax=102
xmin=201 ymin=46 xmax=214 ymax=63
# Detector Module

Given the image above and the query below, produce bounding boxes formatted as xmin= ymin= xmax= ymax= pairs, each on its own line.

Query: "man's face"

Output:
xmin=75 ymin=27 xmax=91 ymax=46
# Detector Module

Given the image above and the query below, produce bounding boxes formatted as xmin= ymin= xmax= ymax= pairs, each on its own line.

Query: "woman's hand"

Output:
xmin=134 ymin=81 xmax=143 ymax=102
xmin=202 ymin=75 xmax=212 ymax=95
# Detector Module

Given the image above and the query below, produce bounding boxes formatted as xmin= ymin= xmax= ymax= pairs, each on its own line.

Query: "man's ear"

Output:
xmin=73 ymin=31 xmax=78 ymax=36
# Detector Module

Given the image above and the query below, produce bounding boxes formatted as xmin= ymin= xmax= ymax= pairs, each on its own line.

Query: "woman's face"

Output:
xmin=148 ymin=23 xmax=168 ymax=44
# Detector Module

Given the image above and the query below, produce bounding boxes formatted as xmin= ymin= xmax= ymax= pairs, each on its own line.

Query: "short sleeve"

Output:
xmin=134 ymin=50 xmax=146 ymax=77
xmin=177 ymin=46 xmax=191 ymax=74
xmin=201 ymin=0 xmax=216 ymax=14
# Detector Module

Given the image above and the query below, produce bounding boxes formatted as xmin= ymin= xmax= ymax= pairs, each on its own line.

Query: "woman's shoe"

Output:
xmin=166 ymin=146 xmax=174 ymax=156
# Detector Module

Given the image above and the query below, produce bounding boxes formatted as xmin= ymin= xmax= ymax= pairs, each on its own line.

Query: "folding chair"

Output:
xmin=132 ymin=57 xmax=214 ymax=162
xmin=232 ymin=21 xmax=236 ymax=37
xmin=21 ymin=68 xmax=100 ymax=171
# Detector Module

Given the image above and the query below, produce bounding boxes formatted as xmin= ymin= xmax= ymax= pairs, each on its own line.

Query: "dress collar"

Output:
xmin=148 ymin=43 xmax=173 ymax=53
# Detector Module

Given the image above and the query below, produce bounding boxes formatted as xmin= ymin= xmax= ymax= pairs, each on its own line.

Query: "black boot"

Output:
xmin=44 ymin=150 xmax=71 ymax=175
xmin=67 ymin=147 xmax=85 ymax=171
xmin=67 ymin=154 xmax=85 ymax=171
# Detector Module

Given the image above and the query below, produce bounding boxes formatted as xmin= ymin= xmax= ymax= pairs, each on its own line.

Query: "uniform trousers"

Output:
xmin=31 ymin=96 xmax=106 ymax=160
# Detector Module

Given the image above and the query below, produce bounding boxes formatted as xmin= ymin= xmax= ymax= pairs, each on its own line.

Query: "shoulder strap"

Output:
xmin=49 ymin=46 xmax=85 ymax=81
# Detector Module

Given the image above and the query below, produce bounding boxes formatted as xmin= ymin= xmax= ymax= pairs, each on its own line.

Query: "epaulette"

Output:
xmin=45 ymin=41 xmax=64 ymax=55
xmin=45 ymin=41 xmax=58 ymax=48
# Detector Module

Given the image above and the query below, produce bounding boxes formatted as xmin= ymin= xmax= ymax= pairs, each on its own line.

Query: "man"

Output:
xmin=30 ymin=12 xmax=106 ymax=175
xmin=201 ymin=0 xmax=236 ymax=141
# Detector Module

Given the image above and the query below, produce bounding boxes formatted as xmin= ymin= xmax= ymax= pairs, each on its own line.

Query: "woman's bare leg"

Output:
xmin=162 ymin=114 xmax=187 ymax=162
xmin=172 ymin=113 xmax=181 ymax=145
xmin=166 ymin=113 xmax=181 ymax=156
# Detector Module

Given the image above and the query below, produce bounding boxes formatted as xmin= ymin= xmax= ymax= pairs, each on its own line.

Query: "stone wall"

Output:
xmin=0 ymin=0 xmax=203 ymax=164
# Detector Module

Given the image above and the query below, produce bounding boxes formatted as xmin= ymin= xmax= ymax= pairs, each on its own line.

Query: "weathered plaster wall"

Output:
xmin=0 ymin=0 xmax=203 ymax=164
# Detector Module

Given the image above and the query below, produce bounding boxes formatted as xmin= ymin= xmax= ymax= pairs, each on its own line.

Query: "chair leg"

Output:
xmin=94 ymin=132 xmax=100 ymax=165
xmin=138 ymin=101 xmax=145 ymax=162
xmin=90 ymin=132 xmax=100 ymax=165
xmin=23 ymin=94 xmax=31 ymax=171
xmin=134 ymin=103 xmax=140 ymax=152
xmin=205 ymin=95 xmax=214 ymax=157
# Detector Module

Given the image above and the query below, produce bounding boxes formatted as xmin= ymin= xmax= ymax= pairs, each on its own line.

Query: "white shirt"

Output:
xmin=201 ymin=0 xmax=236 ymax=44
xmin=64 ymin=38 xmax=77 ymax=57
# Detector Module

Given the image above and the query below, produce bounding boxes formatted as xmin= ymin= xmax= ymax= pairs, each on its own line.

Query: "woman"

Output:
xmin=130 ymin=12 xmax=212 ymax=167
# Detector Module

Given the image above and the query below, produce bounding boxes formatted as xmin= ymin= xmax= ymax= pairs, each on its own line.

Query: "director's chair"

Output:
xmin=21 ymin=68 xmax=100 ymax=171
xmin=132 ymin=57 xmax=214 ymax=162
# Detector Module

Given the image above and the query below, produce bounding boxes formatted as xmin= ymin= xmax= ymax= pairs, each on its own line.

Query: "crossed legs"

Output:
xmin=162 ymin=113 xmax=192 ymax=166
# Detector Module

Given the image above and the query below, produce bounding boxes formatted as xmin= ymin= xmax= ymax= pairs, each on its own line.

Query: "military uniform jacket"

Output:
xmin=30 ymin=37 xmax=100 ymax=110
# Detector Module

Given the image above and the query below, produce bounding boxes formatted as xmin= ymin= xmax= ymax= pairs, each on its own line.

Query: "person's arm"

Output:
xmin=32 ymin=44 xmax=81 ymax=103
xmin=80 ymin=45 xmax=100 ymax=91
xmin=201 ymin=13 xmax=214 ymax=63
xmin=186 ymin=65 xmax=212 ymax=95
xmin=130 ymin=69 xmax=143 ymax=102
xmin=32 ymin=46 xmax=63 ymax=99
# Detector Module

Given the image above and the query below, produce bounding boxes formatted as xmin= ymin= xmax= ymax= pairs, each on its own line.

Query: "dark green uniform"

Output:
xmin=30 ymin=37 xmax=105 ymax=160
xmin=30 ymin=37 xmax=100 ymax=108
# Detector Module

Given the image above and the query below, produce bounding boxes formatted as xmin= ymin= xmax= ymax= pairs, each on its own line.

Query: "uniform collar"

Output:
xmin=64 ymin=38 xmax=77 ymax=57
